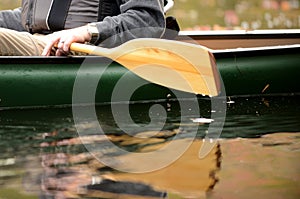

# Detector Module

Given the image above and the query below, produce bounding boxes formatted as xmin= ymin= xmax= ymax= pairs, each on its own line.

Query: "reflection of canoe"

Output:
xmin=37 ymin=128 xmax=221 ymax=199
xmin=41 ymin=131 xmax=220 ymax=199
xmin=94 ymin=137 xmax=221 ymax=199
xmin=0 ymin=30 xmax=299 ymax=109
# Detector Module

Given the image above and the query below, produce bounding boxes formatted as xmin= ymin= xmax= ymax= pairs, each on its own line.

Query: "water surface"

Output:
xmin=0 ymin=95 xmax=299 ymax=198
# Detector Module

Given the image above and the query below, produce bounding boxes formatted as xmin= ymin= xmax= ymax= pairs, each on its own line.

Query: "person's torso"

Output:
xmin=21 ymin=0 xmax=120 ymax=33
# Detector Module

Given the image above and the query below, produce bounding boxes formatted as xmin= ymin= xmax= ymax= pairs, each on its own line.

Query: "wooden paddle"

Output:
xmin=70 ymin=38 xmax=221 ymax=96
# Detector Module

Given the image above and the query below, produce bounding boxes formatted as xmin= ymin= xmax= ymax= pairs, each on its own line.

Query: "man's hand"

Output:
xmin=42 ymin=26 xmax=92 ymax=56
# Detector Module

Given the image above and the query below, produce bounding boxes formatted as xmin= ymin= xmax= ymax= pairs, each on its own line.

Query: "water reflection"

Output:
xmin=0 ymin=95 xmax=299 ymax=198
xmin=22 ymin=129 xmax=221 ymax=198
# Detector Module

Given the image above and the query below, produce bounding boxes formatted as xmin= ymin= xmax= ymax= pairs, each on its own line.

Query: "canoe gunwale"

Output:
xmin=0 ymin=44 xmax=299 ymax=64
xmin=212 ymin=44 xmax=300 ymax=58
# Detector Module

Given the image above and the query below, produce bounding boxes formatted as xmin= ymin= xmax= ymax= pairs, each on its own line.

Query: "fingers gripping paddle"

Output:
xmin=70 ymin=38 xmax=221 ymax=96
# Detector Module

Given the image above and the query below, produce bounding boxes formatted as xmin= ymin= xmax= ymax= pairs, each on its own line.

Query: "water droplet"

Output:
xmin=191 ymin=118 xmax=214 ymax=124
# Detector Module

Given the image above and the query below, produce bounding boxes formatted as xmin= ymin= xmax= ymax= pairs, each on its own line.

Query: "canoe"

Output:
xmin=0 ymin=30 xmax=300 ymax=109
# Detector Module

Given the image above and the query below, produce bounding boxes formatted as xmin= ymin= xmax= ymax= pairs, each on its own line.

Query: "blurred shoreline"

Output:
xmin=1 ymin=0 xmax=300 ymax=30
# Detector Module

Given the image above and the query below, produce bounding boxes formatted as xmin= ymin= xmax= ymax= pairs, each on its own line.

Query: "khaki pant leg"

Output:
xmin=0 ymin=27 xmax=47 ymax=56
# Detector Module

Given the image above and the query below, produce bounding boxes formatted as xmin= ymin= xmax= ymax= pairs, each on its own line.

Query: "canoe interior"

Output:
xmin=177 ymin=30 xmax=300 ymax=49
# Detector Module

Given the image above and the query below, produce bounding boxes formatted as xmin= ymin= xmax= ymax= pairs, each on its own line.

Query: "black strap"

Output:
xmin=162 ymin=16 xmax=180 ymax=39
xmin=48 ymin=0 xmax=72 ymax=30
xmin=98 ymin=0 xmax=120 ymax=21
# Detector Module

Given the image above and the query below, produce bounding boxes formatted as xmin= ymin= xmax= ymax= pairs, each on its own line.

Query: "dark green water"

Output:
xmin=0 ymin=95 xmax=299 ymax=198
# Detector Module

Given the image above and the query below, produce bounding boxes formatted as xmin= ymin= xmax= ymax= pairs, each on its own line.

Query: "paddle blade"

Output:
xmin=71 ymin=39 xmax=221 ymax=96
xmin=111 ymin=38 xmax=221 ymax=96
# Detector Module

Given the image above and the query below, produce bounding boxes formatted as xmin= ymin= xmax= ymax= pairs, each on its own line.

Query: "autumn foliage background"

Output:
xmin=1 ymin=0 xmax=300 ymax=30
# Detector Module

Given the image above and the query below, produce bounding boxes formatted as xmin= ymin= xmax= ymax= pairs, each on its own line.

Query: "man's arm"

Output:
xmin=42 ymin=0 xmax=166 ymax=55
xmin=94 ymin=0 xmax=166 ymax=47
xmin=0 ymin=7 xmax=26 ymax=31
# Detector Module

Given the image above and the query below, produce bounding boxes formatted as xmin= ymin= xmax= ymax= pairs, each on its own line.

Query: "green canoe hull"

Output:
xmin=0 ymin=44 xmax=299 ymax=109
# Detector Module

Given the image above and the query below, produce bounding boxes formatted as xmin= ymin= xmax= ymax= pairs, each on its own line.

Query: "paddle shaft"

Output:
xmin=70 ymin=43 xmax=111 ymax=57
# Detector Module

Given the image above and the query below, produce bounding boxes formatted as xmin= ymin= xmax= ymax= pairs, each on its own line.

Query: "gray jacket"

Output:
xmin=0 ymin=8 xmax=25 ymax=31
xmin=0 ymin=0 xmax=165 ymax=47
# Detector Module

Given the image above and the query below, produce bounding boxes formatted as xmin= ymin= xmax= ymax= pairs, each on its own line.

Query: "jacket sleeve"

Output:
xmin=95 ymin=0 xmax=166 ymax=47
xmin=0 ymin=7 xmax=26 ymax=31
